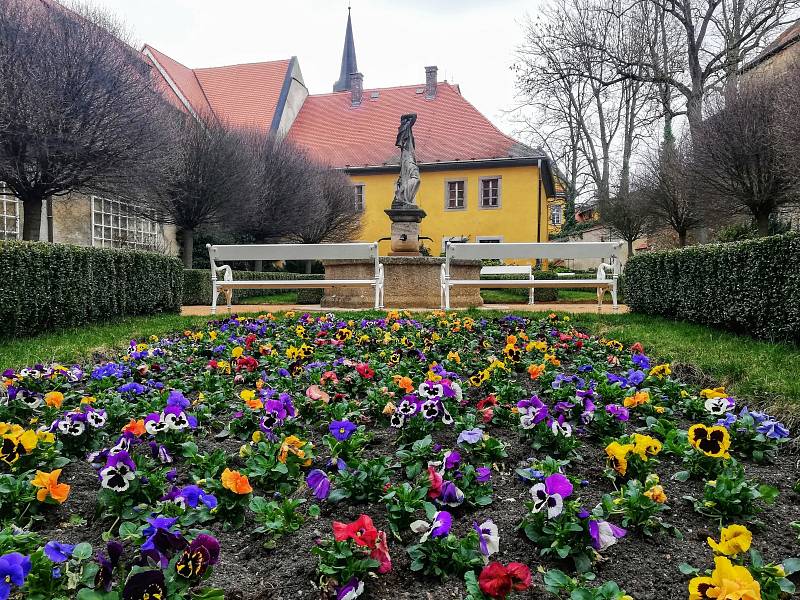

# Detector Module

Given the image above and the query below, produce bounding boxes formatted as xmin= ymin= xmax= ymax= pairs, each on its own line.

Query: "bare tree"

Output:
xmin=639 ymin=139 xmax=704 ymax=246
xmin=693 ymin=77 xmax=795 ymax=235
xmin=145 ymin=113 xmax=253 ymax=267
xmin=596 ymin=0 xmax=798 ymax=138
xmin=602 ymin=189 xmax=652 ymax=255
xmin=514 ymin=0 xmax=658 ymax=215
xmin=232 ymin=137 xmax=362 ymax=268
xmin=0 ymin=0 xmax=170 ymax=241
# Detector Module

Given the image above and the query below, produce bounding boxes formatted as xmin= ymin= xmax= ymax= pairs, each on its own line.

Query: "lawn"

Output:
xmin=1 ymin=311 xmax=796 ymax=600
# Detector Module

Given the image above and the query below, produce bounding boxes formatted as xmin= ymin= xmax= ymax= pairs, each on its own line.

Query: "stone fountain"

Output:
xmin=321 ymin=114 xmax=481 ymax=309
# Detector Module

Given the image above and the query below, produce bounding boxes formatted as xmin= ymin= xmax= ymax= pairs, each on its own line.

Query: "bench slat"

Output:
xmin=217 ymin=279 xmax=377 ymax=289
xmin=450 ymin=279 xmax=612 ymax=288
xmin=448 ymin=241 xmax=622 ymax=261
xmin=208 ymin=242 xmax=377 ymax=262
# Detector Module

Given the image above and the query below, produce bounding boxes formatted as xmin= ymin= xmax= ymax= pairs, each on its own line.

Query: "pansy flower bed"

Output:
xmin=0 ymin=310 xmax=798 ymax=600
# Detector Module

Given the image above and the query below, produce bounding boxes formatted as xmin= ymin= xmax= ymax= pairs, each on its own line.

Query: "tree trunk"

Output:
xmin=627 ymin=238 xmax=634 ymax=257
xmin=756 ymin=212 xmax=770 ymax=236
xmin=678 ymin=230 xmax=687 ymax=247
xmin=22 ymin=196 xmax=44 ymax=241
xmin=182 ymin=228 xmax=194 ymax=269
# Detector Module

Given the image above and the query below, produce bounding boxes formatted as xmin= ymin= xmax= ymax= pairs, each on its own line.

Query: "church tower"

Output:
xmin=332 ymin=7 xmax=358 ymax=92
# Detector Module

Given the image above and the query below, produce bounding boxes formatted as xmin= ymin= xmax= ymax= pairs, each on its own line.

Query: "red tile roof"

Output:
xmin=742 ymin=20 xmax=800 ymax=72
xmin=286 ymin=83 xmax=540 ymax=168
xmin=144 ymin=45 xmax=291 ymax=132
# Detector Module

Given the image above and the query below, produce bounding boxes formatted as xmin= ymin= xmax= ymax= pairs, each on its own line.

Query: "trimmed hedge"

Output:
xmin=0 ymin=241 xmax=183 ymax=338
xmin=182 ymin=269 xmax=324 ymax=305
xmin=624 ymin=233 xmax=800 ymax=342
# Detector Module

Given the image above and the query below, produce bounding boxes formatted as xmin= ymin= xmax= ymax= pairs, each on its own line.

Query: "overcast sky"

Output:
xmin=82 ymin=0 xmax=541 ymax=137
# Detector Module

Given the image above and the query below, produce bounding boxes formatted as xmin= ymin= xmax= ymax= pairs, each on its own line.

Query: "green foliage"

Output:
xmin=382 ymin=482 xmax=432 ymax=539
xmin=0 ymin=240 xmax=183 ymax=338
xmin=543 ymin=569 xmax=631 ymax=599
xmin=686 ymin=459 xmax=779 ymax=522
xmin=406 ymin=530 xmax=483 ymax=579
xmin=181 ymin=269 xmax=323 ymax=305
xmin=624 ymin=233 xmax=800 ymax=342
xmin=249 ymin=496 xmax=312 ymax=547
xmin=329 ymin=457 xmax=391 ymax=503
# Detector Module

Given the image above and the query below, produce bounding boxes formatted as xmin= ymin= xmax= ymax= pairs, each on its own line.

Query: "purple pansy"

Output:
xmin=0 ymin=552 xmax=31 ymax=600
xmin=43 ymin=541 xmax=75 ymax=563
xmin=529 ymin=473 xmax=573 ymax=518
xmin=457 ymin=428 xmax=483 ymax=445
xmin=306 ymin=469 xmax=331 ymax=500
xmin=329 ymin=420 xmax=357 ymax=441
xmin=589 ymin=519 xmax=627 ymax=550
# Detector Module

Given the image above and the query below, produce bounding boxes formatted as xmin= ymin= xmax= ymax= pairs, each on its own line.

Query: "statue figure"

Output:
xmin=391 ymin=113 xmax=420 ymax=209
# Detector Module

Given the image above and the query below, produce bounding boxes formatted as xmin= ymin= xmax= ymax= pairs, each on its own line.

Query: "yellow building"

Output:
xmin=147 ymin=9 xmax=556 ymax=254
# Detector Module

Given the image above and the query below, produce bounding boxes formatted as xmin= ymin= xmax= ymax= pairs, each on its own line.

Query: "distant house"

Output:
xmin=145 ymin=9 xmax=558 ymax=256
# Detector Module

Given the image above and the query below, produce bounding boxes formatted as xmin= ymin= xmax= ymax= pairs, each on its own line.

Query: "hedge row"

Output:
xmin=0 ymin=241 xmax=183 ymax=338
xmin=182 ymin=269 xmax=324 ymax=306
xmin=624 ymin=233 xmax=800 ymax=342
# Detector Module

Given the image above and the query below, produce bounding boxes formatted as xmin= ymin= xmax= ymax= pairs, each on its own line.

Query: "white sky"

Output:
xmin=81 ymin=0 xmax=541 ymax=137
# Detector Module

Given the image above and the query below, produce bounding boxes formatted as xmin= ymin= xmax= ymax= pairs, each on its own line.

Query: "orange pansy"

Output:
xmin=221 ymin=468 xmax=252 ymax=494
xmin=32 ymin=469 xmax=70 ymax=503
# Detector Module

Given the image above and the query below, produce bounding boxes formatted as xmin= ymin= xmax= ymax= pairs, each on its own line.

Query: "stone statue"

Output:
xmin=391 ymin=113 xmax=420 ymax=209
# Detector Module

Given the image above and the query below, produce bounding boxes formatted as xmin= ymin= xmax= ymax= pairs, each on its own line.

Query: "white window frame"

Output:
xmin=445 ymin=179 xmax=466 ymax=210
xmin=353 ymin=183 xmax=365 ymax=212
xmin=476 ymin=236 xmax=504 ymax=243
xmin=550 ymin=204 xmax=562 ymax=226
xmin=0 ymin=183 xmax=20 ymax=240
xmin=91 ymin=196 xmax=161 ymax=250
xmin=479 ymin=176 xmax=502 ymax=209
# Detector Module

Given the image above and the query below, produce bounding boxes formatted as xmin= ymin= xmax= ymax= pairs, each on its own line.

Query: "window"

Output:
xmin=550 ymin=204 xmax=563 ymax=226
xmin=445 ymin=180 xmax=465 ymax=209
xmin=480 ymin=177 xmax=501 ymax=208
xmin=0 ymin=183 xmax=20 ymax=240
xmin=477 ymin=236 xmax=503 ymax=243
xmin=353 ymin=184 xmax=365 ymax=211
xmin=91 ymin=196 xmax=161 ymax=250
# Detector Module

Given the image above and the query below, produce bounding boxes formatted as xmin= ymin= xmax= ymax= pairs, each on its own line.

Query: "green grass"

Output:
xmin=1 ymin=309 xmax=797 ymax=421
xmin=238 ymin=292 xmax=299 ymax=305
xmin=480 ymin=288 xmax=621 ymax=304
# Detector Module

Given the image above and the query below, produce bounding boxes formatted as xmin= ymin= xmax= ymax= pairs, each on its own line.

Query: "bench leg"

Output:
xmin=374 ymin=283 xmax=380 ymax=310
xmin=444 ymin=284 xmax=451 ymax=310
xmin=225 ymin=289 xmax=233 ymax=314
xmin=597 ymin=287 xmax=603 ymax=312
xmin=211 ymin=285 xmax=218 ymax=316
xmin=529 ymin=283 xmax=535 ymax=305
xmin=611 ymin=285 xmax=619 ymax=311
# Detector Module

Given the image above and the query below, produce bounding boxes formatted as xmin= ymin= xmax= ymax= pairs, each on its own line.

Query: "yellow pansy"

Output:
xmin=707 ymin=524 xmax=752 ymax=556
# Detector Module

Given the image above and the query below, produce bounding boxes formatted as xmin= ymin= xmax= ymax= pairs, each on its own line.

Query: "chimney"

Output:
xmin=350 ymin=72 xmax=363 ymax=106
xmin=425 ymin=66 xmax=438 ymax=99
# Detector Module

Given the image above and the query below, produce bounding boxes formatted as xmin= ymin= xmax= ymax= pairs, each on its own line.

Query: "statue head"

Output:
xmin=395 ymin=113 xmax=417 ymax=147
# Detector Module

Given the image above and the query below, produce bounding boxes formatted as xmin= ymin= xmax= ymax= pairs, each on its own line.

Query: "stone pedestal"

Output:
xmin=385 ymin=207 xmax=427 ymax=255
xmin=321 ymin=256 xmax=482 ymax=309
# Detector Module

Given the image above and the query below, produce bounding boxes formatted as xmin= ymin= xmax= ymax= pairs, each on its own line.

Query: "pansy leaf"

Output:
xmin=782 ymin=557 xmax=800 ymax=575
xmin=778 ymin=578 xmax=796 ymax=594
xmin=678 ymin=562 xmax=699 ymax=575
xmin=327 ymin=488 xmax=350 ymax=503
xmin=672 ymin=470 xmax=690 ymax=482
xmin=72 ymin=542 xmax=93 ymax=560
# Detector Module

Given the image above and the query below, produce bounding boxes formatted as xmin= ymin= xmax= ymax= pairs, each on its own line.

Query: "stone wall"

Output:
xmin=321 ymin=256 xmax=482 ymax=309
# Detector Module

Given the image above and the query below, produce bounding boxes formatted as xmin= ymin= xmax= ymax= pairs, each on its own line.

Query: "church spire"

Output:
xmin=333 ymin=7 xmax=358 ymax=92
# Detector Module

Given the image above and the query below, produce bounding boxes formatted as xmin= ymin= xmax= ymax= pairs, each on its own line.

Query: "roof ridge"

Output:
xmin=193 ymin=58 xmax=292 ymax=72
xmin=308 ymin=81 xmax=459 ymax=99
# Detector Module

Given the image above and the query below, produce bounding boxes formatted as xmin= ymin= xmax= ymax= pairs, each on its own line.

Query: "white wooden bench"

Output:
xmin=206 ymin=242 xmax=384 ymax=314
xmin=480 ymin=265 xmax=535 ymax=304
xmin=441 ymin=241 xmax=623 ymax=310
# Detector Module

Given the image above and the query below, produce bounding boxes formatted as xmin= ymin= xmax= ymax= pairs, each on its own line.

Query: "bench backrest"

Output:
xmin=207 ymin=242 xmax=378 ymax=267
xmin=480 ymin=265 xmax=532 ymax=276
xmin=447 ymin=241 xmax=623 ymax=262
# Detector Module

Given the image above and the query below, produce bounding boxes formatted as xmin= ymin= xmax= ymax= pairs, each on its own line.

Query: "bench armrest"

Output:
xmin=212 ymin=265 xmax=233 ymax=282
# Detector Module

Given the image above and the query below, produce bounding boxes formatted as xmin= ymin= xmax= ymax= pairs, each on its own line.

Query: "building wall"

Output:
xmin=276 ymin=61 xmax=309 ymax=138
xmin=349 ymin=164 xmax=549 ymax=256
xmin=547 ymin=197 xmax=566 ymax=236
xmin=743 ymin=42 xmax=800 ymax=79
xmin=52 ymin=193 xmax=92 ymax=246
